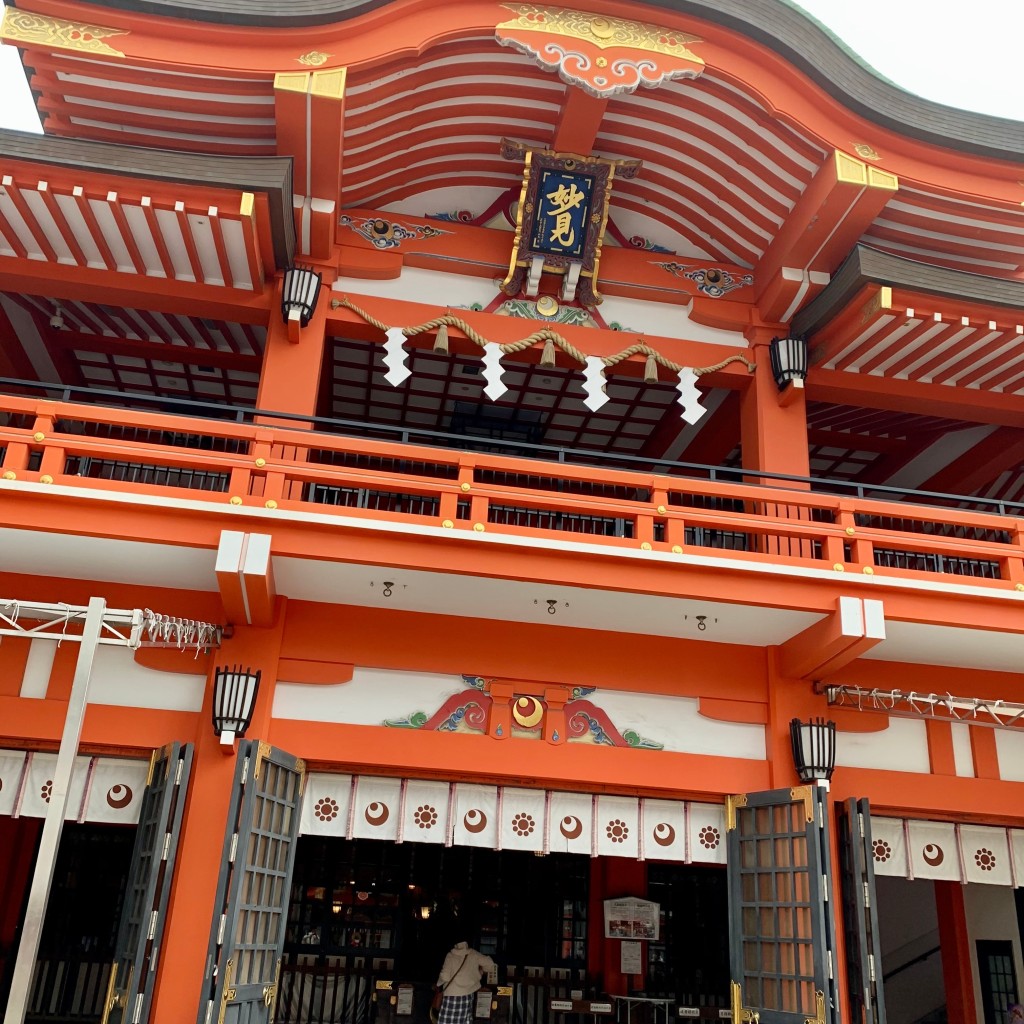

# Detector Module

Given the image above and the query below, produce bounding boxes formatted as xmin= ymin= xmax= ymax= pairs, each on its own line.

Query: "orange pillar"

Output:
xmin=740 ymin=329 xmax=811 ymax=558
xmin=934 ymin=881 xmax=978 ymax=1024
xmin=589 ymin=858 xmax=646 ymax=997
xmin=255 ymin=278 xmax=331 ymax=420
xmin=150 ymin=603 xmax=288 ymax=1018
xmin=739 ymin=329 xmax=810 ymax=480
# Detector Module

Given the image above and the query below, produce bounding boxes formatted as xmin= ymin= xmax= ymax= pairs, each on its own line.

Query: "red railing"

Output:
xmin=2 ymin=393 xmax=1022 ymax=589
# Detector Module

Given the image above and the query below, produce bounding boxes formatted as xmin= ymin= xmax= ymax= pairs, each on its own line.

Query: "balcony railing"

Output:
xmin=2 ymin=379 xmax=1023 ymax=590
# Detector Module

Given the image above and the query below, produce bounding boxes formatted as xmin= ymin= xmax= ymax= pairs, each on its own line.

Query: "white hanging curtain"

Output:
xmin=0 ymin=749 xmax=149 ymax=825
xmin=350 ymin=776 xmax=403 ymax=841
xmin=0 ymin=750 xmax=27 ymax=815
xmin=640 ymin=799 xmax=687 ymax=863
xmin=867 ymin=816 xmax=909 ymax=878
xmin=401 ymin=780 xmax=451 ymax=845
xmin=595 ymin=795 xmax=640 ymax=859
xmin=686 ymin=801 xmax=727 ymax=865
xmin=959 ymin=824 xmax=1013 ymax=886
xmin=452 ymin=784 xmax=499 ymax=849
xmin=907 ymin=820 xmax=961 ymax=881
xmin=547 ymin=791 xmax=595 ymax=856
xmin=498 ymin=787 xmax=547 ymax=852
xmin=301 ymin=773 xmax=353 ymax=837
xmin=82 ymin=757 xmax=149 ymax=824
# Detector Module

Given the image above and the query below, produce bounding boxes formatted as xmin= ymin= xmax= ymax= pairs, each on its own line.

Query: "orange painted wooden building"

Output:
xmin=0 ymin=1 xmax=1023 ymax=1023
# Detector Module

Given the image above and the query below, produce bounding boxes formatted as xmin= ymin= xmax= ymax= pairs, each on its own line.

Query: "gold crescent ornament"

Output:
xmin=512 ymin=696 xmax=544 ymax=728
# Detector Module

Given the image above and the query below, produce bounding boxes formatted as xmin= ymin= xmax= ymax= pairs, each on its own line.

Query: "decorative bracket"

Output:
xmin=495 ymin=5 xmax=705 ymax=99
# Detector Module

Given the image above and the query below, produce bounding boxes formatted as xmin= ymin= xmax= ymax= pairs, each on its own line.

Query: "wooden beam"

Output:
xmin=0 ymin=258 xmax=271 ymax=323
xmin=779 ymin=596 xmax=885 ymax=680
xmin=49 ymin=329 xmax=260 ymax=372
xmin=275 ymin=69 xmax=346 ymax=260
xmin=808 ymin=367 xmax=1024 ymax=428
xmin=215 ymin=530 xmax=277 ymax=628
xmin=755 ymin=152 xmax=897 ymax=322
xmin=551 ymin=87 xmax=609 ymax=154
xmin=917 ymin=427 xmax=1024 ymax=495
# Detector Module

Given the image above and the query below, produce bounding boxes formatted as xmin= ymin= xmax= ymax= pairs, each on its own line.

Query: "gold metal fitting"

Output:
xmin=255 ymin=457 xmax=266 ymax=468
xmin=473 ymin=523 xmax=485 ymax=532
xmin=833 ymin=563 xmax=845 ymax=572
xmin=33 ymin=432 xmax=45 ymax=442
xmin=2 ymin=471 xmax=16 ymax=480
xmin=657 ymin=505 xmax=667 ymax=515
xmin=461 ymin=482 xmax=471 ymax=492
xmin=863 ymin=566 xmax=874 ymax=574
xmin=230 ymin=496 xmax=243 ymax=505
xmin=671 ymin=545 xmax=683 ymax=554
xmin=1016 ymin=583 xmax=1024 ymax=592
xmin=265 ymin=499 xmax=278 ymax=509
xmin=442 ymin=519 xmax=454 ymax=529
xmin=845 ymin=526 xmax=855 ymax=535
xmin=39 ymin=474 xmax=53 ymax=484
xmin=640 ymin=542 xmax=652 ymax=551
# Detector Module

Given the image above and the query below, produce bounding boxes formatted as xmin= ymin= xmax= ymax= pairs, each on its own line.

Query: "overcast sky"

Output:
xmin=0 ymin=0 xmax=1021 ymax=131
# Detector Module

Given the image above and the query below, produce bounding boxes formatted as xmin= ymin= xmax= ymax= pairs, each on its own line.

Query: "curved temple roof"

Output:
xmin=65 ymin=0 xmax=1024 ymax=161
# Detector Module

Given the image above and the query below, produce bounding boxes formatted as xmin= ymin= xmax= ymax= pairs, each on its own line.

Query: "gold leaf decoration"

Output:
xmin=853 ymin=142 xmax=881 ymax=162
xmin=296 ymin=50 xmax=331 ymax=67
xmin=498 ymin=4 xmax=702 ymax=59
xmin=0 ymin=9 xmax=127 ymax=57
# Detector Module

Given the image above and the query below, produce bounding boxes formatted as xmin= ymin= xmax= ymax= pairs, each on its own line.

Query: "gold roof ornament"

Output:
xmin=0 ymin=9 xmax=127 ymax=57
xmin=495 ymin=4 xmax=704 ymax=98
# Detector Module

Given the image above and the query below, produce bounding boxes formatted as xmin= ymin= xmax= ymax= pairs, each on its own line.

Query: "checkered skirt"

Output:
xmin=438 ymin=994 xmax=475 ymax=1024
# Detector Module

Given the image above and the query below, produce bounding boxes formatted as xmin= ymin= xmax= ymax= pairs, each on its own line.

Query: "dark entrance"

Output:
xmin=0 ymin=822 xmax=135 ymax=1022
xmin=647 ymin=864 xmax=730 ymax=1007
xmin=279 ymin=838 xmax=732 ymax=1024
xmin=284 ymin=839 xmax=590 ymax=984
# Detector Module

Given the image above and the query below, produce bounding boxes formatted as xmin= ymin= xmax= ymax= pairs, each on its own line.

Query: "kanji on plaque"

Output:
xmin=532 ymin=170 xmax=594 ymax=258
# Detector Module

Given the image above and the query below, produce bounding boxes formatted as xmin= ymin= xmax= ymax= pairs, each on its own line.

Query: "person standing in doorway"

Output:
xmin=435 ymin=939 xmax=496 ymax=1024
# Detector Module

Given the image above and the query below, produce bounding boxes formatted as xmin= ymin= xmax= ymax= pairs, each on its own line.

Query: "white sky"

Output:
xmin=0 ymin=0 xmax=1021 ymax=131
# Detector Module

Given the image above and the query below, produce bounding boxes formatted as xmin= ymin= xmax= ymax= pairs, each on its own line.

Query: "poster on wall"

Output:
xmin=603 ymin=897 xmax=660 ymax=940
xmin=620 ymin=941 xmax=643 ymax=974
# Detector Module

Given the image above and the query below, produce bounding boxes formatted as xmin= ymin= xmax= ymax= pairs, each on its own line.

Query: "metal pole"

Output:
xmin=3 ymin=596 xmax=107 ymax=1024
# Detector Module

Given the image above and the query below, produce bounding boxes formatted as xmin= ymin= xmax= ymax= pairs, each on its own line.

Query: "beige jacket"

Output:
xmin=436 ymin=943 xmax=495 ymax=996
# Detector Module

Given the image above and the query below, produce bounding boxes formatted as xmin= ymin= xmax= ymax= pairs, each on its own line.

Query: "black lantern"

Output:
xmin=212 ymin=664 xmax=262 ymax=747
xmin=789 ymin=717 xmax=836 ymax=783
xmin=281 ymin=265 xmax=323 ymax=328
xmin=769 ymin=336 xmax=808 ymax=391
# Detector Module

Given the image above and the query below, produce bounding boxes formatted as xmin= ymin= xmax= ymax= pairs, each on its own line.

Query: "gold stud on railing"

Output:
xmin=845 ymin=526 xmax=856 ymax=535
xmin=39 ymin=475 xmax=53 ymax=484
xmin=255 ymin=457 xmax=266 ymax=468
xmin=863 ymin=566 xmax=874 ymax=574
xmin=657 ymin=505 xmax=667 ymax=514
xmin=461 ymin=482 xmax=472 ymax=492
xmin=265 ymin=500 xmax=278 ymax=509
xmin=1016 ymin=583 xmax=1024 ymax=592
xmin=230 ymin=496 xmax=243 ymax=505
xmin=442 ymin=519 xmax=454 ymax=528
xmin=833 ymin=563 xmax=845 ymax=572
xmin=641 ymin=542 xmax=652 ymax=551
xmin=2 ymin=471 xmax=16 ymax=480
xmin=33 ymin=432 xmax=45 ymax=442
xmin=473 ymin=523 xmax=485 ymax=532
xmin=671 ymin=545 xmax=682 ymax=554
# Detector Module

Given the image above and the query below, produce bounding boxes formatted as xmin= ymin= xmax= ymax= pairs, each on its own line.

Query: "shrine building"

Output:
xmin=0 ymin=1 xmax=1023 ymax=1023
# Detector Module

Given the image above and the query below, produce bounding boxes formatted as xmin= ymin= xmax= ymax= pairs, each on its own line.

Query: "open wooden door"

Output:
xmin=837 ymin=799 xmax=886 ymax=1024
xmin=726 ymin=785 xmax=839 ymax=1024
xmin=101 ymin=742 xmax=194 ymax=1024
xmin=198 ymin=740 xmax=305 ymax=1024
